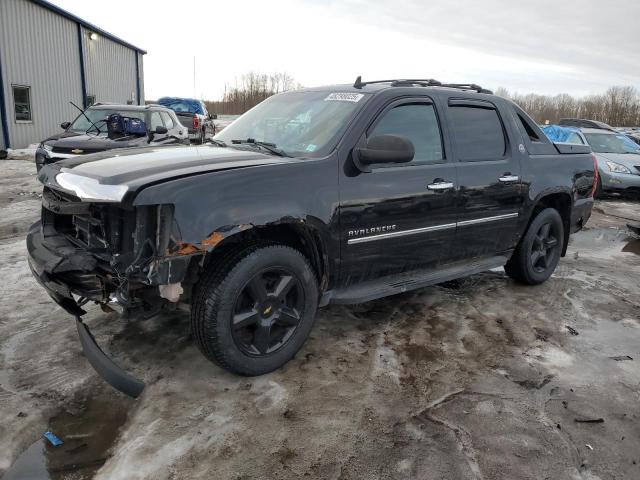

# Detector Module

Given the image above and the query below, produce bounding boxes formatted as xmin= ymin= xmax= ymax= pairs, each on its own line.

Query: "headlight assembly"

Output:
xmin=56 ymin=172 xmax=128 ymax=202
xmin=605 ymin=161 xmax=631 ymax=174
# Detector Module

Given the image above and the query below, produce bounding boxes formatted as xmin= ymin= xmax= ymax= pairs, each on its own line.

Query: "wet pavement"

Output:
xmin=1 ymin=159 xmax=639 ymax=480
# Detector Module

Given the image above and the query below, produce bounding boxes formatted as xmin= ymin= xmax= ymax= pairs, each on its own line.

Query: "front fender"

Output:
xmin=132 ymin=156 xmax=339 ymax=266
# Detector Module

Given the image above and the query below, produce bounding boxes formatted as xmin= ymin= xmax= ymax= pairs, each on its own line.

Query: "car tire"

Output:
xmin=504 ymin=208 xmax=564 ymax=285
xmin=191 ymin=244 xmax=318 ymax=376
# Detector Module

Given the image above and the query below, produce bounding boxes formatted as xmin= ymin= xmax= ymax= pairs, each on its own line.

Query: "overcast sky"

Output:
xmin=54 ymin=0 xmax=640 ymax=100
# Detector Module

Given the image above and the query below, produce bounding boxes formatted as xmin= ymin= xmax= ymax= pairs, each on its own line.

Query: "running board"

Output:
xmin=321 ymin=256 xmax=508 ymax=306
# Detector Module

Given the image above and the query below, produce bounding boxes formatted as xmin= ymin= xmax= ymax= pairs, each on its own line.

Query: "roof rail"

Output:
xmin=352 ymin=76 xmax=492 ymax=94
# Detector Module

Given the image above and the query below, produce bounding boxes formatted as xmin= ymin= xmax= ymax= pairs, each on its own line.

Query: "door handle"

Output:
xmin=427 ymin=181 xmax=454 ymax=191
xmin=498 ymin=175 xmax=520 ymax=183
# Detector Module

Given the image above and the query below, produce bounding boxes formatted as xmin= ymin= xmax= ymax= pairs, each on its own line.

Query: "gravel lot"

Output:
xmin=1 ymin=158 xmax=639 ymax=480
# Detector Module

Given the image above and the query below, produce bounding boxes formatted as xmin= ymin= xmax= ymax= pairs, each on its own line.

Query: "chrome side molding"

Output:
xmin=347 ymin=212 xmax=519 ymax=244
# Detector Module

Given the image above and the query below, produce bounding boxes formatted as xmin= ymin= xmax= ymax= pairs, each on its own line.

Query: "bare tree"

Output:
xmin=205 ymin=72 xmax=302 ymax=115
xmin=496 ymin=85 xmax=640 ymax=126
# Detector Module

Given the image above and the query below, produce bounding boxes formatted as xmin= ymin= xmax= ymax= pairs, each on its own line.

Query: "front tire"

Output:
xmin=504 ymin=208 xmax=564 ymax=285
xmin=191 ymin=245 xmax=318 ymax=376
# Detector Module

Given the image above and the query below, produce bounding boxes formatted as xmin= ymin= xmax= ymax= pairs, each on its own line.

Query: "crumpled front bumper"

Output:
xmin=27 ymin=221 xmax=145 ymax=397
xmin=26 ymin=221 xmax=99 ymax=315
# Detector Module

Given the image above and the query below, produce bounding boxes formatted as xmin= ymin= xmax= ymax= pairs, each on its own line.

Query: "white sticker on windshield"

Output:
xmin=325 ymin=92 xmax=364 ymax=103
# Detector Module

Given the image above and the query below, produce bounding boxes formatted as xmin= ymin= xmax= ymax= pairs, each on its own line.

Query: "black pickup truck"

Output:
xmin=27 ymin=78 xmax=596 ymax=397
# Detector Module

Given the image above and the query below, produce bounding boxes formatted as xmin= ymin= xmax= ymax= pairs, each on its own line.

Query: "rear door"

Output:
xmin=445 ymin=98 xmax=525 ymax=259
xmin=338 ymin=97 xmax=458 ymax=285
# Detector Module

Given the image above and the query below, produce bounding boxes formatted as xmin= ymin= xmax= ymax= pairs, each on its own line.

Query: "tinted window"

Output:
xmin=13 ymin=86 xmax=31 ymax=121
xmin=370 ymin=103 xmax=443 ymax=164
xmin=161 ymin=112 xmax=174 ymax=129
xmin=517 ymin=113 xmax=542 ymax=142
xmin=449 ymin=105 xmax=506 ymax=161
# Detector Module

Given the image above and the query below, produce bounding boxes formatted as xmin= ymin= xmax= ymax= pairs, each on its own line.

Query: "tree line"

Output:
xmin=495 ymin=85 xmax=640 ymax=127
xmin=200 ymin=73 xmax=639 ymax=127
xmin=205 ymin=72 xmax=302 ymax=115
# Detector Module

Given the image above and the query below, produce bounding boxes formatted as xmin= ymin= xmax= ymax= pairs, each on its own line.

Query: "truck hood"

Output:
xmin=43 ymin=131 xmax=149 ymax=153
xmin=39 ymin=145 xmax=294 ymax=194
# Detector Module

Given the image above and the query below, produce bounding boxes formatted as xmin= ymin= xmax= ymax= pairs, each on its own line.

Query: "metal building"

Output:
xmin=0 ymin=0 xmax=145 ymax=149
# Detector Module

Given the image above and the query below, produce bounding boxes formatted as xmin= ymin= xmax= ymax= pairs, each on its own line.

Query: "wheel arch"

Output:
xmin=525 ymin=190 xmax=573 ymax=257
xmin=199 ymin=218 xmax=331 ymax=291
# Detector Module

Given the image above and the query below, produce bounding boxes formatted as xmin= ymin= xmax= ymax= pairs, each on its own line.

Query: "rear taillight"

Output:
xmin=590 ymin=153 xmax=599 ymax=198
xmin=192 ymin=116 xmax=199 ymax=129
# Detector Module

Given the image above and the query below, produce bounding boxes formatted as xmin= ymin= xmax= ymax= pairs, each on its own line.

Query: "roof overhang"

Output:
xmin=29 ymin=0 xmax=147 ymax=54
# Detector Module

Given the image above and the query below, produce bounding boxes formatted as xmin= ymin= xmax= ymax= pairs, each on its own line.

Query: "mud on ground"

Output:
xmin=1 ymin=159 xmax=639 ymax=480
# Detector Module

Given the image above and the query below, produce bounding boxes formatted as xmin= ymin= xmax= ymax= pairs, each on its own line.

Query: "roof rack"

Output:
xmin=352 ymin=76 xmax=493 ymax=94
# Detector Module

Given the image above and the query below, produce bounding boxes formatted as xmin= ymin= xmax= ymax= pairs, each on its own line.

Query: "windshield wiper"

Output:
xmin=230 ymin=139 xmax=289 ymax=157
xmin=210 ymin=139 xmax=227 ymax=147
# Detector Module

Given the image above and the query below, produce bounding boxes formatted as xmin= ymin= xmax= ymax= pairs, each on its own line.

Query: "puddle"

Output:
xmin=2 ymin=395 xmax=131 ymax=480
xmin=622 ymin=239 xmax=640 ymax=255
xmin=568 ymin=229 xmax=640 ymax=259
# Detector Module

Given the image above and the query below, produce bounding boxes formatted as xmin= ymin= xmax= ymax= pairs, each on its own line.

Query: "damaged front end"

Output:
xmin=27 ymin=185 xmax=205 ymax=397
xmin=29 ymin=186 xmax=203 ymax=313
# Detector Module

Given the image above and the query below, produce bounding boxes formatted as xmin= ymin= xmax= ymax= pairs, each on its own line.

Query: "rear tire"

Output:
xmin=504 ymin=208 xmax=564 ymax=285
xmin=191 ymin=244 xmax=318 ymax=376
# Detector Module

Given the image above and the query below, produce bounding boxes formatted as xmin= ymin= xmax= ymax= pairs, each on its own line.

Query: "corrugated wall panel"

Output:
xmin=0 ymin=0 xmax=83 ymax=148
xmin=82 ymin=28 xmax=141 ymax=105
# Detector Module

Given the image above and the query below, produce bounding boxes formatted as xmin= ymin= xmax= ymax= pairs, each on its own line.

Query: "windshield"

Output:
xmin=214 ymin=90 xmax=369 ymax=157
xmin=584 ymin=133 xmax=640 ymax=154
xmin=69 ymin=108 xmax=145 ymax=134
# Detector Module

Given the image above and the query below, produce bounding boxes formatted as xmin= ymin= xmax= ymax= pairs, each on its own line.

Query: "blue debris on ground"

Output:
xmin=43 ymin=431 xmax=63 ymax=447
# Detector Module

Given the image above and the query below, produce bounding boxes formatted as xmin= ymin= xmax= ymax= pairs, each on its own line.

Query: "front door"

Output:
xmin=338 ymin=98 xmax=458 ymax=287
xmin=444 ymin=98 xmax=525 ymax=260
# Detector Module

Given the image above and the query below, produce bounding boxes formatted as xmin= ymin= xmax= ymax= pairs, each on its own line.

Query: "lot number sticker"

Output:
xmin=325 ymin=93 xmax=364 ymax=102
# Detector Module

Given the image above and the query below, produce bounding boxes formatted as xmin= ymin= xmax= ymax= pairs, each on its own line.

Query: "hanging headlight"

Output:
xmin=56 ymin=172 xmax=128 ymax=202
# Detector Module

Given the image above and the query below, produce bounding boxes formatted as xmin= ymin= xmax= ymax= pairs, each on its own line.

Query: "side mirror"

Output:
xmin=355 ymin=134 xmax=414 ymax=169
xmin=209 ymin=113 xmax=217 ymax=120
xmin=61 ymin=121 xmax=71 ymax=130
xmin=154 ymin=126 xmax=168 ymax=134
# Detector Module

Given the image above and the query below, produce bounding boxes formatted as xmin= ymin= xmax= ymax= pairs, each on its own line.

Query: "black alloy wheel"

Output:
xmin=504 ymin=207 xmax=564 ymax=285
xmin=231 ymin=268 xmax=304 ymax=356
xmin=191 ymin=244 xmax=318 ymax=376
xmin=529 ymin=222 xmax=560 ymax=273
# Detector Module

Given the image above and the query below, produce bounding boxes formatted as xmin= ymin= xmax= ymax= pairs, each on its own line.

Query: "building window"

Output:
xmin=86 ymin=95 xmax=96 ymax=107
xmin=13 ymin=86 xmax=32 ymax=122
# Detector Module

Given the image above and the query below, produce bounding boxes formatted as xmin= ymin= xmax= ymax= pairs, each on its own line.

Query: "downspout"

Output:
xmin=76 ymin=23 xmax=87 ymax=109
xmin=135 ymin=51 xmax=141 ymax=105
xmin=0 ymin=42 xmax=10 ymax=149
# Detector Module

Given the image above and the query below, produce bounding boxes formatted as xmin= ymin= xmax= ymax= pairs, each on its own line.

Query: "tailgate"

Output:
xmin=176 ymin=112 xmax=195 ymax=128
